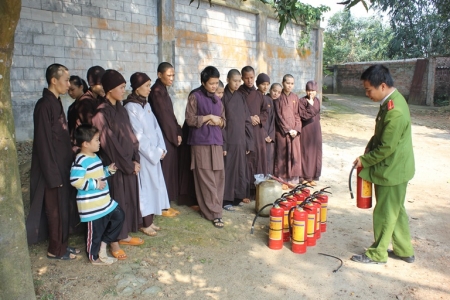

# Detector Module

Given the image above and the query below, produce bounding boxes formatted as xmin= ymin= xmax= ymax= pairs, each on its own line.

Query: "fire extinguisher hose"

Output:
xmin=318 ymin=253 xmax=343 ymax=273
xmin=349 ymin=163 xmax=356 ymax=199
xmin=250 ymin=203 xmax=277 ymax=234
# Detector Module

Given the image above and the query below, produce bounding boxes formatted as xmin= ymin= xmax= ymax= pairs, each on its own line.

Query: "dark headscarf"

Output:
xmin=87 ymin=66 xmax=105 ymax=86
xmin=256 ymin=73 xmax=270 ymax=86
xmin=101 ymin=69 xmax=126 ymax=94
xmin=130 ymin=72 xmax=151 ymax=91
xmin=306 ymin=80 xmax=318 ymax=91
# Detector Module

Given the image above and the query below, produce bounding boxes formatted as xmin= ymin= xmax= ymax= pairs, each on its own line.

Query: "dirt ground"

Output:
xmin=18 ymin=94 xmax=450 ymax=299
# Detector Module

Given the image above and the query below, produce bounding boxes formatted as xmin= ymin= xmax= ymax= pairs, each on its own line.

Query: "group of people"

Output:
xmin=25 ymin=61 xmax=323 ymax=265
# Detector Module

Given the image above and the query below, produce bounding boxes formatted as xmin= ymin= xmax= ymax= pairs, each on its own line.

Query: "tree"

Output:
xmin=323 ymin=10 xmax=392 ymax=66
xmin=0 ymin=0 xmax=36 ymax=298
xmin=339 ymin=0 xmax=450 ymax=58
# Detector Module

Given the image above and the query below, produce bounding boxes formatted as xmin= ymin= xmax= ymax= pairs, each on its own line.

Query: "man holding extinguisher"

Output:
xmin=352 ymin=64 xmax=415 ymax=264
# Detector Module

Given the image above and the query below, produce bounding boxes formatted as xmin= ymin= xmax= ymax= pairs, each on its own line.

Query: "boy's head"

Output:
xmin=227 ymin=69 xmax=241 ymax=92
xmin=87 ymin=66 xmax=106 ymax=97
xmin=101 ymin=69 xmax=126 ymax=102
xmin=75 ymin=124 xmax=100 ymax=152
xmin=45 ymin=64 xmax=70 ymax=96
xmin=305 ymin=80 xmax=318 ymax=99
xmin=241 ymin=66 xmax=255 ymax=88
xmin=200 ymin=66 xmax=220 ymax=94
xmin=269 ymin=83 xmax=282 ymax=100
xmin=282 ymin=74 xmax=294 ymax=93
xmin=256 ymin=73 xmax=270 ymax=94
xmin=215 ymin=80 xmax=225 ymax=99
xmin=360 ymin=64 xmax=394 ymax=102
xmin=157 ymin=62 xmax=175 ymax=87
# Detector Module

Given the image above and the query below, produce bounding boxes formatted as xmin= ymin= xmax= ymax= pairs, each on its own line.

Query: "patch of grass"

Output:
xmin=40 ymin=293 xmax=55 ymax=300
xmin=102 ymin=285 xmax=118 ymax=297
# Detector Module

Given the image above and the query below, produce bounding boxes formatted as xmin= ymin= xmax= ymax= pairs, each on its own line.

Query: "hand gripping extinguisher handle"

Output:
xmin=349 ymin=163 xmax=356 ymax=199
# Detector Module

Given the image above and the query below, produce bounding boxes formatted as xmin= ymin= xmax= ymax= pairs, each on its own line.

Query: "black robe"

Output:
xmin=92 ymin=100 xmax=141 ymax=239
xmin=264 ymin=95 xmax=276 ymax=175
xmin=222 ymin=86 xmax=254 ymax=201
xmin=26 ymin=88 xmax=78 ymax=245
xmin=148 ymin=79 xmax=182 ymax=202
xmin=239 ymin=85 xmax=268 ymax=187
xmin=299 ymin=96 xmax=322 ymax=181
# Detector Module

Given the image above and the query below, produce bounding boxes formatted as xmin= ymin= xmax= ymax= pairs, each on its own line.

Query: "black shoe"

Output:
xmin=387 ymin=249 xmax=415 ymax=263
xmin=351 ymin=253 xmax=386 ymax=264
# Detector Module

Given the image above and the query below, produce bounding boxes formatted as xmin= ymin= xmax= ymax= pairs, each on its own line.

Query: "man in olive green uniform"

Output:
xmin=352 ymin=64 xmax=415 ymax=264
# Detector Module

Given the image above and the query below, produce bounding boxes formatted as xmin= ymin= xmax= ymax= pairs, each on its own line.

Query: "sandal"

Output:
xmin=91 ymin=259 xmax=114 ymax=266
xmin=110 ymin=249 xmax=127 ymax=260
xmin=47 ymin=250 xmax=76 ymax=260
xmin=223 ymin=205 xmax=235 ymax=211
xmin=212 ymin=218 xmax=224 ymax=229
xmin=139 ymin=227 xmax=157 ymax=237
xmin=67 ymin=246 xmax=81 ymax=254
xmin=309 ymin=181 xmax=317 ymax=186
xmin=150 ymin=223 xmax=161 ymax=231
xmin=118 ymin=237 xmax=145 ymax=246
xmin=99 ymin=249 xmax=117 ymax=264
xmin=168 ymin=207 xmax=180 ymax=215
xmin=242 ymin=198 xmax=251 ymax=203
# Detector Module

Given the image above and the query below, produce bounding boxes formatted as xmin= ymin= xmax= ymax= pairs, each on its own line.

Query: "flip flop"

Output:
xmin=213 ymin=218 xmax=224 ymax=229
xmin=150 ymin=223 xmax=161 ymax=231
xmin=168 ymin=207 xmax=180 ymax=215
xmin=67 ymin=246 xmax=81 ymax=254
xmin=47 ymin=250 xmax=76 ymax=260
xmin=223 ymin=205 xmax=235 ymax=211
xmin=118 ymin=237 xmax=145 ymax=246
xmin=110 ymin=249 xmax=127 ymax=260
xmin=242 ymin=198 xmax=251 ymax=203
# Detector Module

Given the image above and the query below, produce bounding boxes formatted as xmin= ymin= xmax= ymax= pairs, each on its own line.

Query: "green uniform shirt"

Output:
xmin=359 ymin=89 xmax=415 ymax=186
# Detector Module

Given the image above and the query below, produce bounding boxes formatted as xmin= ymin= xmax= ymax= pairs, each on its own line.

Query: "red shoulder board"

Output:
xmin=387 ymin=99 xmax=394 ymax=110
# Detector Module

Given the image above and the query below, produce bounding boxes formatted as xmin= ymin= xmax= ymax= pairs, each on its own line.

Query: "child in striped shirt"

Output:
xmin=70 ymin=124 xmax=125 ymax=265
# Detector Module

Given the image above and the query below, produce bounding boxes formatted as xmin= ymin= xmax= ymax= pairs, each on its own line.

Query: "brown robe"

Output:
xmin=222 ymin=86 xmax=254 ymax=201
xmin=273 ymin=92 xmax=302 ymax=180
xmin=92 ymin=100 xmax=141 ymax=240
xmin=67 ymin=89 xmax=103 ymax=145
xmin=148 ymin=79 xmax=182 ymax=202
xmin=26 ymin=89 xmax=78 ymax=256
xmin=239 ymin=85 xmax=268 ymax=188
xmin=299 ymin=96 xmax=322 ymax=181
xmin=185 ymin=90 xmax=226 ymax=220
xmin=264 ymin=95 xmax=276 ymax=175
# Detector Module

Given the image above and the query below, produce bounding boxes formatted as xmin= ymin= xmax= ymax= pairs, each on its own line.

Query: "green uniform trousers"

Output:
xmin=365 ymin=182 xmax=414 ymax=262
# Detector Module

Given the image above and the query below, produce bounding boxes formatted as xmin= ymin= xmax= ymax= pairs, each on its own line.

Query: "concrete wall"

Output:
xmin=11 ymin=0 xmax=323 ymax=141
xmin=327 ymin=57 xmax=450 ymax=106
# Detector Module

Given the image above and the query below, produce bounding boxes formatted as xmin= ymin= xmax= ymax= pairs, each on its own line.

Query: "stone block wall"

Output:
xmin=11 ymin=0 xmax=323 ymax=141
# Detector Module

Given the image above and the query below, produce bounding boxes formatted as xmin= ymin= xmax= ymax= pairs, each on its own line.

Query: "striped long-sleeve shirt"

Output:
xmin=70 ymin=153 xmax=117 ymax=222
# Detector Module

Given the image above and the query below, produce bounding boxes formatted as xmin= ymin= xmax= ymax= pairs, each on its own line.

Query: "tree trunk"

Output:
xmin=0 ymin=0 xmax=36 ymax=298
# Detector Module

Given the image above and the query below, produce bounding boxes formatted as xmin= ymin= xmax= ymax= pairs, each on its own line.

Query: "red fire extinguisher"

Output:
xmin=290 ymin=207 xmax=308 ymax=254
xmin=294 ymin=190 xmax=306 ymax=205
xmin=316 ymin=193 xmax=328 ymax=232
xmin=349 ymin=164 xmax=372 ymax=209
xmin=279 ymin=199 xmax=295 ymax=242
xmin=312 ymin=200 xmax=322 ymax=240
xmin=304 ymin=203 xmax=317 ymax=247
xmin=268 ymin=205 xmax=284 ymax=250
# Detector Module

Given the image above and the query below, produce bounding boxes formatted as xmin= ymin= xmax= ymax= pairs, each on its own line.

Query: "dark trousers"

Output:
xmin=86 ymin=205 xmax=124 ymax=261
xmin=142 ymin=214 xmax=154 ymax=227
xmin=44 ymin=187 xmax=68 ymax=256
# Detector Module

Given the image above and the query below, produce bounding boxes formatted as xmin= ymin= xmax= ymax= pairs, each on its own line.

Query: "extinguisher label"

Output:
xmin=307 ymin=215 xmax=315 ymax=237
xmin=316 ymin=209 xmax=321 ymax=231
xmin=292 ymin=220 xmax=306 ymax=243
xmin=361 ymin=179 xmax=372 ymax=197
xmin=269 ymin=217 xmax=283 ymax=240
xmin=321 ymin=204 xmax=328 ymax=223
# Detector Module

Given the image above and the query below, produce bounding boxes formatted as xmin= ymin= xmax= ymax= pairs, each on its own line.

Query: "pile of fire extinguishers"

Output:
xmin=251 ymin=181 xmax=331 ymax=254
